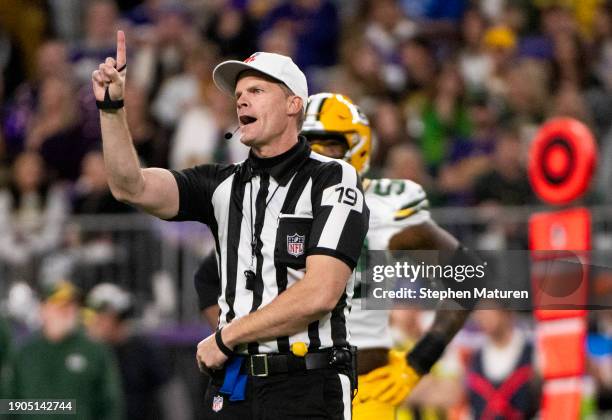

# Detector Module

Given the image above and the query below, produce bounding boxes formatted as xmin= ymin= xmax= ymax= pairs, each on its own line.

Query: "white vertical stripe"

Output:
xmin=317 ymin=203 xmax=350 ymax=249
xmin=293 ymin=178 xmax=313 ymax=217
xmin=338 ymin=373 xmax=352 ymax=420
xmin=229 ymin=178 xmax=257 ymax=322
xmin=315 ymin=312 xmax=333 ymax=348
xmin=288 ymin=327 xmax=311 ymax=349
xmin=253 ymin=176 xmax=291 ymax=353
xmin=322 ymin=313 xmax=335 ymax=348
xmin=211 ymin=173 xmax=235 ymax=323
xmin=317 ymin=161 xmax=359 ymax=249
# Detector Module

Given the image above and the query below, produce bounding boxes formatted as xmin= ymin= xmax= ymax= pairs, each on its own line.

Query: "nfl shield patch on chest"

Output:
xmin=287 ymin=233 xmax=305 ymax=257
xmin=212 ymin=395 xmax=223 ymax=412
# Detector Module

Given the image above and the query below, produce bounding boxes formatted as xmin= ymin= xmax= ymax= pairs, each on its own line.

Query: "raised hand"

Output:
xmin=92 ymin=30 xmax=127 ymax=103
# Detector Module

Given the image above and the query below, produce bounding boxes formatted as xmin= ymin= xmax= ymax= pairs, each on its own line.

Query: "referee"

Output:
xmin=92 ymin=31 xmax=368 ymax=419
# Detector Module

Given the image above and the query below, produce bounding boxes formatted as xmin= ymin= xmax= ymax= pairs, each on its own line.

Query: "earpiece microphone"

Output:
xmin=224 ymin=127 xmax=240 ymax=139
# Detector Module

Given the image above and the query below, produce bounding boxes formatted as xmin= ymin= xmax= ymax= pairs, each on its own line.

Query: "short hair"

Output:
xmin=278 ymin=83 xmax=305 ymax=130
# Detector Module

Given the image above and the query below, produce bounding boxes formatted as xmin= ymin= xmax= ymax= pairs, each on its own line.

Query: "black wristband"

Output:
xmin=215 ymin=328 xmax=233 ymax=357
xmin=96 ymin=87 xmax=124 ymax=111
xmin=407 ymin=333 xmax=447 ymax=375
xmin=95 ymin=64 xmax=127 ymax=111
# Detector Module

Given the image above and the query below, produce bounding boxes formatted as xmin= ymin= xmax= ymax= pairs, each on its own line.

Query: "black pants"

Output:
xmin=202 ymin=368 xmax=352 ymax=419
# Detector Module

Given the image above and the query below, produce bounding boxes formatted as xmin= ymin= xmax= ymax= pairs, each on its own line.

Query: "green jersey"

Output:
xmin=4 ymin=329 xmax=123 ymax=419
xmin=0 ymin=317 xmax=9 ymax=368
xmin=0 ymin=317 xmax=10 ymax=397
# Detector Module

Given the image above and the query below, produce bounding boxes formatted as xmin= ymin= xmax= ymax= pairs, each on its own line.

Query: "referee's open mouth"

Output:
xmin=240 ymin=115 xmax=258 ymax=126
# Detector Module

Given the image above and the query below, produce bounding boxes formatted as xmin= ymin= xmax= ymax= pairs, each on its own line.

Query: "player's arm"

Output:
xmin=202 ymin=306 xmax=220 ymax=329
xmin=359 ymin=218 xmax=476 ymax=405
xmin=389 ymin=220 xmax=470 ymax=352
xmin=221 ymin=254 xmax=351 ymax=345
xmin=389 ymin=220 xmax=476 ymax=372
xmin=197 ymin=255 xmax=353 ymax=369
xmin=388 ymin=219 xmax=458 ymax=252
xmin=194 ymin=251 xmax=222 ymax=328
xmin=92 ymin=31 xmax=179 ymax=219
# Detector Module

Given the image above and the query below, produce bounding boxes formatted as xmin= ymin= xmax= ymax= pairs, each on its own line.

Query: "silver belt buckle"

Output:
xmin=250 ymin=354 xmax=269 ymax=377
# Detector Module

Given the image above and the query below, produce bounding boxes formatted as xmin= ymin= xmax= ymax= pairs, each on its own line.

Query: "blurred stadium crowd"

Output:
xmin=0 ymin=0 xmax=612 ymax=418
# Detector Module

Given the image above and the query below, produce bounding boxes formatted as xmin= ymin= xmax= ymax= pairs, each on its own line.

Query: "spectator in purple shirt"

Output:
xmin=69 ymin=0 xmax=119 ymax=85
xmin=259 ymin=0 xmax=340 ymax=74
xmin=2 ymin=40 xmax=72 ymax=161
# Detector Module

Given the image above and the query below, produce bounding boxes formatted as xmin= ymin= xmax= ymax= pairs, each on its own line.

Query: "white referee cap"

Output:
xmin=213 ymin=52 xmax=308 ymax=110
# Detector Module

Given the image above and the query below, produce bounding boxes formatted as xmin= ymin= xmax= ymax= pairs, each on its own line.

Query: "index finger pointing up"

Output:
xmin=116 ymin=30 xmax=126 ymax=68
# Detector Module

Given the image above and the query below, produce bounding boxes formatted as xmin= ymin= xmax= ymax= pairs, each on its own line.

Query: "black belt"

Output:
xmin=242 ymin=350 xmax=332 ymax=377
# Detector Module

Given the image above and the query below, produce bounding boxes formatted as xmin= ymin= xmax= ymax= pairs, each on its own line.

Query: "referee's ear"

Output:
xmin=287 ymin=95 xmax=303 ymax=117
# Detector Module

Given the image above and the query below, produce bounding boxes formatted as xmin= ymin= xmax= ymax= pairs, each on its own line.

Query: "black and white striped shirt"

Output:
xmin=170 ymin=137 xmax=369 ymax=354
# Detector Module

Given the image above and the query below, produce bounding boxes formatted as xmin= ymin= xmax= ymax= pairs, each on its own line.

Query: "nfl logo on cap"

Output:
xmin=212 ymin=395 xmax=223 ymax=412
xmin=287 ymin=233 xmax=305 ymax=257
